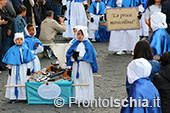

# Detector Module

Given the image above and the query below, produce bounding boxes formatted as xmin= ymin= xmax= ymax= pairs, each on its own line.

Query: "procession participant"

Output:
xmin=149 ymin=12 xmax=170 ymax=60
xmin=62 ymin=0 xmax=88 ymax=38
xmin=108 ymin=0 xmax=143 ymax=55
xmin=121 ymin=58 xmax=162 ymax=113
xmin=24 ymin=23 xmax=44 ymax=73
xmin=144 ymin=0 xmax=163 ymax=26
xmin=2 ymin=32 xmax=35 ymax=102
xmin=126 ymin=40 xmax=161 ymax=94
xmin=87 ymin=0 xmax=106 ymax=41
xmin=66 ymin=26 xmax=98 ymax=103
xmin=138 ymin=1 xmax=149 ymax=40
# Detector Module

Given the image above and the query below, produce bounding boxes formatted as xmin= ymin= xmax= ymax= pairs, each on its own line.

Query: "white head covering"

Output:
xmin=24 ymin=24 xmax=37 ymax=37
xmin=127 ymin=58 xmax=152 ymax=84
xmin=75 ymin=26 xmax=89 ymax=41
xmin=14 ymin=32 xmax=24 ymax=44
xmin=150 ymin=12 xmax=167 ymax=32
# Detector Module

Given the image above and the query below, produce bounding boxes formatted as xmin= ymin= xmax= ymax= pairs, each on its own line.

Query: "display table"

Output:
xmin=25 ymin=79 xmax=73 ymax=104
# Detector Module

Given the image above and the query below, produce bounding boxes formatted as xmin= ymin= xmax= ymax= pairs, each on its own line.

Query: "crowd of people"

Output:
xmin=1 ymin=0 xmax=170 ymax=112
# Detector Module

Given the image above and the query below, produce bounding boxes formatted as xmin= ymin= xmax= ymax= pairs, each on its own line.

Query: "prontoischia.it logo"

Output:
xmin=54 ymin=97 xmax=161 ymax=108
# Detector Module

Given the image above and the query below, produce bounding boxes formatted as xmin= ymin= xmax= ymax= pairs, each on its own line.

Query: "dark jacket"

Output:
xmin=153 ymin=64 xmax=170 ymax=113
xmin=23 ymin=0 xmax=32 ymax=17
xmin=162 ymin=0 xmax=170 ymax=35
xmin=11 ymin=0 xmax=23 ymax=11
xmin=5 ymin=0 xmax=16 ymax=17
xmin=0 ymin=8 xmax=14 ymax=40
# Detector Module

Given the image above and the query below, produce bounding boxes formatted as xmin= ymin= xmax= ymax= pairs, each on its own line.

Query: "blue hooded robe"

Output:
xmin=106 ymin=0 xmax=116 ymax=8
xmin=122 ymin=0 xmax=143 ymax=7
xmin=149 ymin=28 xmax=170 ymax=56
xmin=2 ymin=44 xmax=35 ymax=66
xmin=121 ymin=78 xmax=162 ymax=113
xmin=88 ymin=1 xmax=106 ymax=15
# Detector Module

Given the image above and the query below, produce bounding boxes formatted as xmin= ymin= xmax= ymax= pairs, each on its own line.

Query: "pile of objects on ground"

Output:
xmin=27 ymin=63 xmax=72 ymax=82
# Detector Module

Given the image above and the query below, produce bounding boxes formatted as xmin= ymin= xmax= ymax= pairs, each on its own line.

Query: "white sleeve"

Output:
xmin=27 ymin=61 xmax=32 ymax=68
xmin=7 ymin=64 xmax=12 ymax=69
xmin=62 ymin=0 xmax=67 ymax=6
xmin=79 ymin=50 xmax=85 ymax=58
xmin=144 ymin=8 xmax=149 ymax=20
xmin=138 ymin=4 xmax=144 ymax=12
xmin=29 ymin=0 xmax=35 ymax=7
xmin=116 ymin=0 xmax=122 ymax=7
xmin=36 ymin=45 xmax=44 ymax=54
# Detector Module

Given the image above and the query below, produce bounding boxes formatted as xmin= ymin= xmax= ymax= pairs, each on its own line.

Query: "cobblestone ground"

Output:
xmin=0 ymin=36 xmax=133 ymax=113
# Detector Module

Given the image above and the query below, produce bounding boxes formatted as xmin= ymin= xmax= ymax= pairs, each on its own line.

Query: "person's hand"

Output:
xmin=7 ymin=29 xmax=11 ymax=36
xmin=62 ymin=5 xmax=67 ymax=11
xmin=138 ymin=12 xmax=142 ymax=20
xmin=90 ymin=17 xmax=94 ymax=23
xmin=27 ymin=68 xmax=31 ymax=76
xmin=72 ymin=51 xmax=79 ymax=61
xmin=9 ymin=69 xmax=11 ymax=76
xmin=145 ymin=19 xmax=149 ymax=26
xmin=153 ymin=54 xmax=161 ymax=61
xmin=35 ymin=43 xmax=39 ymax=47
xmin=43 ymin=0 xmax=46 ymax=5
xmin=2 ymin=20 xmax=8 ymax=25
xmin=59 ymin=17 xmax=64 ymax=24
xmin=84 ymin=4 xmax=88 ymax=10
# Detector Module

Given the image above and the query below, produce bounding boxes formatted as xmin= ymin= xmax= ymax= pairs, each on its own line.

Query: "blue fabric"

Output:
xmin=121 ymin=78 xmax=162 ymax=113
xmin=122 ymin=0 xmax=143 ymax=7
xmin=126 ymin=59 xmax=161 ymax=95
xmin=66 ymin=40 xmax=98 ymax=73
xmin=130 ymin=0 xmax=143 ymax=7
xmin=147 ymin=60 xmax=161 ymax=80
xmin=88 ymin=1 xmax=106 ymax=15
xmin=15 ymin=66 xmax=20 ymax=99
xmin=95 ymin=25 xmax=110 ymax=42
xmin=149 ymin=28 xmax=170 ymax=56
xmin=74 ymin=0 xmax=86 ymax=2
xmin=24 ymin=36 xmax=43 ymax=52
xmin=11 ymin=0 xmax=23 ymax=11
xmin=143 ymin=0 xmax=148 ymax=10
xmin=106 ymin=0 xmax=116 ymax=8
xmin=76 ymin=60 xmax=81 ymax=79
xmin=71 ymin=39 xmax=77 ymax=44
xmin=2 ymin=44 xmax=35 ymax=66
xmin=14 ymin=15 xmax=27 ymax=37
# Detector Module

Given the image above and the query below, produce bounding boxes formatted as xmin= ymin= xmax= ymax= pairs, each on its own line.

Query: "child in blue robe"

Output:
xmin=121 ymin=58 xmax=162 ymax=113
xmin=88 ymin=0 xmax=106 ymax=41
xmin=66 ymin=26 xmax=98 ymax=102
xmin=149 ymin=12 xmax=170 ymax=60
xmin=24 ymin=23 xmax=44 ymax=73
xmin=2 ymin=32 xmax=35 ymax=101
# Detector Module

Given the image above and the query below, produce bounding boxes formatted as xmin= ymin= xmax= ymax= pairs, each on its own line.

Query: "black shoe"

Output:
xmin=0 ymin=66 xmax=7 ymax=71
